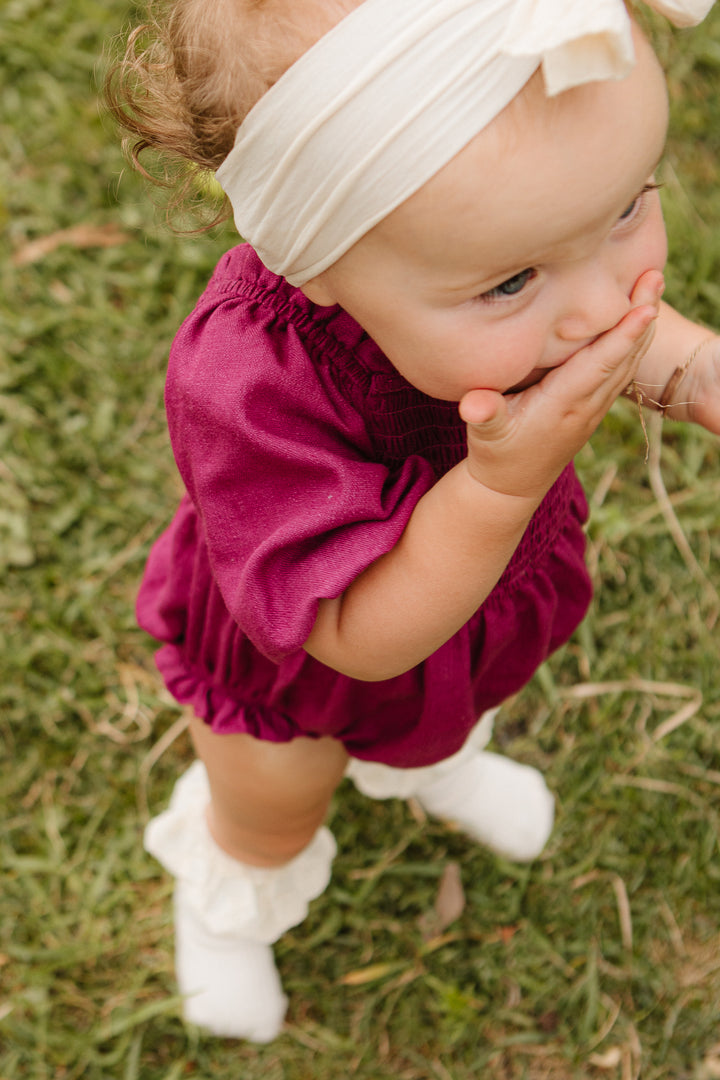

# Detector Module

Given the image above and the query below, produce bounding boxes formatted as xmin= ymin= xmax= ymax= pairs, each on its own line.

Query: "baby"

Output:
xmin=107 ymin=0 xmax=719 ymax=1043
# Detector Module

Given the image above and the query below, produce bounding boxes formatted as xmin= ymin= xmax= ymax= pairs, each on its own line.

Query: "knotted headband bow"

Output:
xmin=216 ymin=0 xmax=714 ymax=285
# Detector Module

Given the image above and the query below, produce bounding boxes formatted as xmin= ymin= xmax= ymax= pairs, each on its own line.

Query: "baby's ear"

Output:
xmin=299 ymin=275 xmax=337 ymax=307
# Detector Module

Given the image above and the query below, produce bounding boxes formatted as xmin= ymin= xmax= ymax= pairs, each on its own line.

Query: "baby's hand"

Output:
xmin=459 ymin=271 xmax=664 ymax=499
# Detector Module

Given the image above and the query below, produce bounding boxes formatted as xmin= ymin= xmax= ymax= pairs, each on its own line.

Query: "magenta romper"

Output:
xmin=137 ymin=245 xmax=593 ymax=768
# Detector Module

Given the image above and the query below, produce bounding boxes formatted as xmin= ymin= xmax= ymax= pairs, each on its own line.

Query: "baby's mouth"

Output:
xmin=505 ymin=340 xmax=598 ymax=394
xmin=505 ymin=368 xmax=552 ymax=394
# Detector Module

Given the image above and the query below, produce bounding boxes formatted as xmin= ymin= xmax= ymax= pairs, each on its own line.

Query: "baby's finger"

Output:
xmin=534 ymin=302 xmax=658 ymax=421
xmin=579 ymin=270 xmax=664 ymax=387
xmin=459 ymin=388 xmax=507 ymax=430
xmin=629 ymin=269 xmax=665 ymax=309
xmin=576 ymin=302 xmax=658 ymax=384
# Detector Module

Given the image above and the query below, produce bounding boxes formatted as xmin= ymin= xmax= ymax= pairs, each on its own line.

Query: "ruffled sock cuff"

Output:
xmin=144 ymin=760 xmax=336 ymax=944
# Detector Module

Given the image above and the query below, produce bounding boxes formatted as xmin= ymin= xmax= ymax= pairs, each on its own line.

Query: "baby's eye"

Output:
xmin=618 ymin=195 xmax=641 ymax=220
xmin=616 ymin=182 xmax=660 ymax=225
xmin=481 ymin=268 xmax=536 ymax=301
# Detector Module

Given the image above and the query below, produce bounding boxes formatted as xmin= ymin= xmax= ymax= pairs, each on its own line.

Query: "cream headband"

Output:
xmin=216 ymin=0 xmax=714 ymax=286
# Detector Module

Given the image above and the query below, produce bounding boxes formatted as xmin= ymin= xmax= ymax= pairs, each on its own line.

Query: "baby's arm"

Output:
xmin=632 ymin=302 xmax=720 ymax=432
xmin=305 ymin=277 xmax=662 ymax=681
xmin=307 ymin=450 xmax=539 ymax=680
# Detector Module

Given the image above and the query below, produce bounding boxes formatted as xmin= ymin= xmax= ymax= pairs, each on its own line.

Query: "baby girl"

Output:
xmin=107 ymin=0 xmax=719 ymax=1043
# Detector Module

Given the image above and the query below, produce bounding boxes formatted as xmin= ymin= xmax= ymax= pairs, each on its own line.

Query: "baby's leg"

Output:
xmin=145 ymin=719 xmax=348 ymax=1042
xmin=189 ymin=717 xmax=348 ymax=867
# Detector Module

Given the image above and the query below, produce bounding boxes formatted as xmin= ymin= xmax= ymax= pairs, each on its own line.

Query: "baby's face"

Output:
xmin=302 ymin=23 xmax=669 ymax=401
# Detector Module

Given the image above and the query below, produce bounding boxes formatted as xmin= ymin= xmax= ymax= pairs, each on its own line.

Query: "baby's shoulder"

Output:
xmin=173 ymin=244 xmax=388 ymax=394
xmin=165 ymin=245 xmax=465 ymax=474
xmin=165 ymin=245 xmax=406 ymax=454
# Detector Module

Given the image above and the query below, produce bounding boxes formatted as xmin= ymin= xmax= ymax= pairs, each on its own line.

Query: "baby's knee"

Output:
xmin=207 ymin=807 xmax=328 ymax=868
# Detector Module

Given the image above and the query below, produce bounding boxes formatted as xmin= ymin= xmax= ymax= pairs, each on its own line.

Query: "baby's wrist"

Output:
xmin=459 ymin=458 xmax=545 ymax=520
xmin=629 ymin=335 xmax=717 ymax=418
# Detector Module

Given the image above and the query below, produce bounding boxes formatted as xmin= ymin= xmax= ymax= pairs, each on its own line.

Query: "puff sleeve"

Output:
xmin=165 ymin=288 xmax=438 ymax=664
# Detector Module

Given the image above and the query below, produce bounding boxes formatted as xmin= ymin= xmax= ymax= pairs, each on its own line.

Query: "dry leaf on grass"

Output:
xmin=339 ymin=961 xmax=407 ymax=986
xmin=434 ymin=861 xmax=465 ymax=928
xmin=12 ymin=223 xmax=131 ymax=266
xmin=418 ymin=860 xmax=465 ymax=940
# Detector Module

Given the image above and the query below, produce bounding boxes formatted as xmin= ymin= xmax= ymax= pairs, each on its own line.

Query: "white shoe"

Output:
xmin=346 ymin=711 xmax=554 ymax=863
xmin=415 ymin=750 xmax=555 ymax=862
xmin=174 ymin=882 xmax=288 ymax=1042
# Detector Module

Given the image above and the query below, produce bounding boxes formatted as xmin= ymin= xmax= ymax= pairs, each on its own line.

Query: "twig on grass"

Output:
xmin=558 ymin=678 xmax=702 ymax=749
xmin=136 ymin=712 xmax=190 ymax=818
xmin=646 ymin=410 xmax=720 ymax=627
xmin=572 ymin=870 xmax=633 ymax=955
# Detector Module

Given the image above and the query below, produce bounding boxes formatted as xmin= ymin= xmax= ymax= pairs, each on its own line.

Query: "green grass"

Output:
xmin=2 ymin=3 xmax=720 ymax=1078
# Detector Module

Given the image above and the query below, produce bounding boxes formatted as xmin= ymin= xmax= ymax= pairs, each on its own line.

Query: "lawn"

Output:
xmin=2 ymin=2 xmax=720 ymax=1078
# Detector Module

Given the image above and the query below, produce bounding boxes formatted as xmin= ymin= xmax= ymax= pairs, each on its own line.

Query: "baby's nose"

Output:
xmin=556 ymin=268 xmax=631 ymax=343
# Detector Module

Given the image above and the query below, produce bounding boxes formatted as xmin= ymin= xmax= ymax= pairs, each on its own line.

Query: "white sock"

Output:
xmin=174 ymin=882 xmax=288 ymax=1042
xmin=144 ymin=762 xmax=337 ymax=1043
xmin=415 ymin=750 xmax=555 ymax=862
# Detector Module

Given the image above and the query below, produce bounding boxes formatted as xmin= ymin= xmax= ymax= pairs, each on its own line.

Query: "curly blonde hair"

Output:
xmin=104 ymin=0 xmax=362 ymax=194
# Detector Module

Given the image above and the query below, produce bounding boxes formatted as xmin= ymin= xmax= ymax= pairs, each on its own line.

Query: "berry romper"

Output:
xmin=137 ymin=244 xmax=593 ymax=768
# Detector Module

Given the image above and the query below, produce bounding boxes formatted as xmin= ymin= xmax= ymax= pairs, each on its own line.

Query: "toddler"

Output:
xmin=108 ymin=0 xmax=720 ymax=1044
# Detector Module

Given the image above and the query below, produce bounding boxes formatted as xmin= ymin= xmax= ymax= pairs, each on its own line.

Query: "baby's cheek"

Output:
xmin=490 ymin=325 xmax=549 ymax=384
xmin=644 ymin=204 xmax=668 ymax=273
xmin=625 ymin=228 xmax=667 ymax=302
